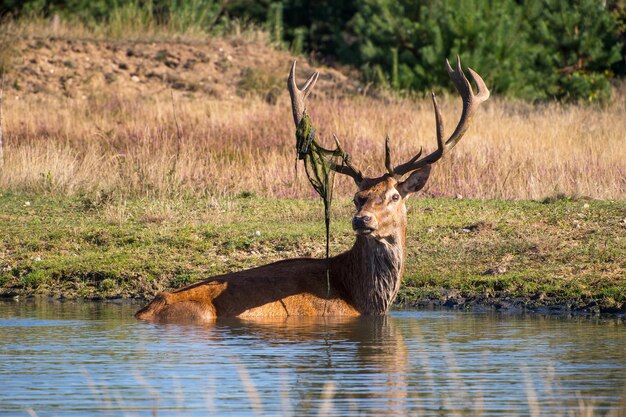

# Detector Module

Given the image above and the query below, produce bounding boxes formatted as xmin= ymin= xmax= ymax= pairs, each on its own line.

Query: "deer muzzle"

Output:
xmin=352 ymin=213 xmax=378 ymax=235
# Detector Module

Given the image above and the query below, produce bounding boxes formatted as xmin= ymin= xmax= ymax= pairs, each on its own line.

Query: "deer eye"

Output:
xmin=391 ymin=194 xmax=400 ymax=202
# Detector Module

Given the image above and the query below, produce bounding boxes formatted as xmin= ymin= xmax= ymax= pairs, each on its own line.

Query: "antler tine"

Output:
xmin=301 ymin=71 xmax=319 ymax=99
xmin=384 ymin=136 xmax=394 ymax=175
xmin=392 ymin=56 xmax=489 ymax=177
xmin=288 ymin=60 xmax=319 ymax=127
xmin=332 ymin=134 xmax=364 ymax=184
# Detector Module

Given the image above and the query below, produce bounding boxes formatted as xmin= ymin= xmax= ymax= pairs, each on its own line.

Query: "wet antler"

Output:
xmin=389 ymin=56 xmax=490 ymax=177
xmin=288 ymin=60 xmax=363 ymax=184
xmin=288 ymin=58 xmax=488 ymax=185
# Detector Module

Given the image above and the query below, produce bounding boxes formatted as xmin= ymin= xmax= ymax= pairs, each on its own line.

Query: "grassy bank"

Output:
xmin=1 ymin=192 xmax=624 ymax=313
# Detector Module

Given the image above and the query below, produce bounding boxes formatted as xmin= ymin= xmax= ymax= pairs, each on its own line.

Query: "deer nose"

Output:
xmin=352 ymin=214 xmax=373 ymax=230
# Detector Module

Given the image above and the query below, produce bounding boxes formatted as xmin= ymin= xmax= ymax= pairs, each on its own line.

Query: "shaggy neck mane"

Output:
xmin=331 ymin=233 xmax=405 ymax=315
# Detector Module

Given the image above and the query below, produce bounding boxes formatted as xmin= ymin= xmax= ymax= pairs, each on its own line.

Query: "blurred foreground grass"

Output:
xmin=1 ymin=192 xmax=624 ymax=313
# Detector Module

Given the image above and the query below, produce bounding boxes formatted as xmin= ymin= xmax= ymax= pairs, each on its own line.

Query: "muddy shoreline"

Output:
xmin=2 ymin=290 xmax=625 ymax=318
xmin=403 ymin=290 xmax=626 ymax=317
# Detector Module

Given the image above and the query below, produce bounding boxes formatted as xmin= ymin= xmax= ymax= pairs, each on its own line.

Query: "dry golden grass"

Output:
xmin=0 ymin=14 xmax=624 ymax=201
xmin=0 ymin=84 xmax=624 ymax=201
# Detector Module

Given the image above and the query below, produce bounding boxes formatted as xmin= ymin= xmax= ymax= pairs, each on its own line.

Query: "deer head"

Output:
xmin=288 ymin=58 xmax=490 ymax=243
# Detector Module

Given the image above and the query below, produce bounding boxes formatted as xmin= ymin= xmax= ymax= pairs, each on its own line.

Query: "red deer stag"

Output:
xmin=135 ymin=58 xmax=489 ymax=323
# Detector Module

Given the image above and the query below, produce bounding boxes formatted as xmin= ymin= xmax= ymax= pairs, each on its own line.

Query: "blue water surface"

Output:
xmin=1 ymin=299 xmax=625 ymax=416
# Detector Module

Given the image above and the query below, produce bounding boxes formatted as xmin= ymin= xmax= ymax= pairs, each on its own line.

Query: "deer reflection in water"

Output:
xmin=154 ymin=314 xmax=411 ymax=415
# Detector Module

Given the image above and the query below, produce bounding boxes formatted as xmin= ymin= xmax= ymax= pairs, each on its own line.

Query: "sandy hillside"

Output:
xmin=6 ymin=35 xmax=358 ymax=101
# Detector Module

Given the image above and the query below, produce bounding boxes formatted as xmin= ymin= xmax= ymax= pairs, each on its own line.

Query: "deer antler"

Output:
xmin=390 ymin=56 xmax=490 ymax=177
xmin=288 ymin=60 xmax=319 ymax=127
xmin=288 ymin=60 xmax=363 ymax=184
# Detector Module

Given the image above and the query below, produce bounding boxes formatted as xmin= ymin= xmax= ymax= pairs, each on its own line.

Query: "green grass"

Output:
xmin=0 ymin=191 xmax=624 ymax=312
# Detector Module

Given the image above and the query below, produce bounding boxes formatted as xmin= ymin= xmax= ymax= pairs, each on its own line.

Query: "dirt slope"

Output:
xmin=7 ymin=35 xmax=358 ymax=101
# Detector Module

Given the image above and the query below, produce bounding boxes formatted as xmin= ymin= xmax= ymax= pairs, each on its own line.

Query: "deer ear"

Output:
xmin=397 ymin=165 xmax=431 ymax=197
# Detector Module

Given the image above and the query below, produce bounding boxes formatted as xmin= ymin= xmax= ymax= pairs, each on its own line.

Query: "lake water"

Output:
xmin=1 ymin=299 xmax=625 ymax=416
